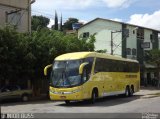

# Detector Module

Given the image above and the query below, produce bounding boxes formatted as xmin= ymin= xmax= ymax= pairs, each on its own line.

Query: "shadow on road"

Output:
xmin=1 ymin=99 xmax=53 ymax=107
xmin=1 ymin=94 xmax=146 ymax=107
xmin=56 ymin=94 xmax=142 ymax=107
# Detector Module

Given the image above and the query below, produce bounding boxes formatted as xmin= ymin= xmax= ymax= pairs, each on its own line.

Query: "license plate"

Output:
xmin=60 ymin=96 xmax=66 ymax=99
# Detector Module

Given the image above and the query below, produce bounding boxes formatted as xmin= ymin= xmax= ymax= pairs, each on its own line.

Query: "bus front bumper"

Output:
xmin=49 ymin=90 xmax=83 ymax=101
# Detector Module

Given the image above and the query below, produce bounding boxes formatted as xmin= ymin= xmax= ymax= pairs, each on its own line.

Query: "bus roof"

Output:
xmin=55 ymin=52 xmax=95 ymax=60
xmin=55 ymin=52 xmax=139 ymax=63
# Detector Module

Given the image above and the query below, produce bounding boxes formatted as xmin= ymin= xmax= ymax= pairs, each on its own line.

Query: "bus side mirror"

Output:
xmin=44 ymin=64 xmax=52 ymax=76
xmin=79 ymin=62 xmax=89 ymax=74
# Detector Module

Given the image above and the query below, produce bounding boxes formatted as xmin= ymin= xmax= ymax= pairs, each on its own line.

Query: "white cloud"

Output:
xmin=32 ymin=0 xmax=93 ymax=11
xmin=47 ymin=19 xmax=54 ymax=28
xmin=79 ymin=20 xmax=88 ymax=24
xmin=128 ymin=10 xmax=160 ymax=30
xmin=52 ymin=0 xmax=93 ymax=10
xmin=102 ymin=0 xmax=133 ymax=8
xmin=32 ymin=0 xmax=134 ymax=12
xmin=111 ymin=18 xmax=122 ymax=22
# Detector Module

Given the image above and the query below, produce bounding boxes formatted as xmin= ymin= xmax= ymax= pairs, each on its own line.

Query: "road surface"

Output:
xmin=1 ymin=88 xmax=160 ymax=118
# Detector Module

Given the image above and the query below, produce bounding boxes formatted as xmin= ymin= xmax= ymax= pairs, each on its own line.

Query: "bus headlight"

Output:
xmin=50 ymin=89 xmax=81 ymax=94
xmin=50 ymin=90 xmax=59 ymax=94
xmin=72 ymin=89 xmax=81 ymax=93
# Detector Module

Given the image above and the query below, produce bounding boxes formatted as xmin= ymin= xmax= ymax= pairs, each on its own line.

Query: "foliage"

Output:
xmin=0 ymin=27 xmax=31 ymax=82
xmin=31 ymin=15 xmax=50 ymax=31
xmin=0 ymin=27 xmax=95 ymax=86
xmin=63 ymin=18 xmax=79 ymax=30
xmin=146 ymin=49 xmax=160 ymax=80
xmin=146 ymin=49 xmax=160 ymax=66
xmin=96 ymin=49 xmax=107 ymax=53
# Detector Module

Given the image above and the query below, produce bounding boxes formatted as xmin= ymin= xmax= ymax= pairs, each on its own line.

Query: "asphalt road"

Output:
xmin=1 ymin=88 xmax=160 ymax=118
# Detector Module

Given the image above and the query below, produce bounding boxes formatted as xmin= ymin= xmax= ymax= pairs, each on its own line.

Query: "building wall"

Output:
xmin=0 ymin=0 xmax=31 ymax=33
xmin=144 ymin=29 xmax=153 ymax=50
xmin=125 ymin=26 xmax=156 ymax=61
xmin=126 ymin=25 xmax=137 ymax=59
xmin=78 ymin=19 xmax=122 ymax=55
xmin=78 ymin=19 xmax=159 ymax=58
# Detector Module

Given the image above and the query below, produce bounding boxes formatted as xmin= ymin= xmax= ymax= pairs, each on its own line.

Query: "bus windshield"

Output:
xmin=50 ymin=60 xmax=83 ymax=88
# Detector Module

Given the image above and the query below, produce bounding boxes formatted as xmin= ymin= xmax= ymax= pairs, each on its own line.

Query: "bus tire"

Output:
xmin=125 ymin=86 xmax=130 ymax=97
xmin=90 ymin=89 xmax=98 ymax=104
xmin=65 ymin=100 xmax=70 ymax=105
xmin=130 ymin=85 xmax=134 ymax=96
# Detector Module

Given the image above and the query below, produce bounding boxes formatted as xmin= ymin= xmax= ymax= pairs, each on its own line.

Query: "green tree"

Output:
xmin=63 ymin=18 xmax=79 ymax=30
xmin=54 ymin=11 xmax=58 ymax=30
xmin=31 ymin=15 xmax=50 ymax=31
xmin=0 ymin=27 xmax=33 ymax=87
xmin=96 ymin=49 xmax=107 ymax=53
xmin=0 ymin=27 xmax=96 ymax=91
xmin=146 ymin=49 xmax=160 ymax=86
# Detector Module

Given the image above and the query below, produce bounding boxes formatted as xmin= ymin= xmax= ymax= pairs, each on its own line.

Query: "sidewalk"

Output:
xmin=136 ymin=86 xmax=160 ymax=98
xmin=141 ymin=85 xmax=160 ymax=90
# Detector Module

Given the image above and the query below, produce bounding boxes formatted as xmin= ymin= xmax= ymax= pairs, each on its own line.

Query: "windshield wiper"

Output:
xmin=64 ymin=72 xmax=72 ymax=86
xmin=55 ymin=73 xmax=63 ymax=87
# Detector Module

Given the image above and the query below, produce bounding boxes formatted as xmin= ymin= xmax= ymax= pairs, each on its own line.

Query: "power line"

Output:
xmin=32 ymin=10 xmax=69 ymax=20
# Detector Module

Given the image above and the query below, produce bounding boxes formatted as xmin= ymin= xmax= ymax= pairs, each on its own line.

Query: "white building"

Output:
xmin=78 ymin=18 xmax=160 ymax=85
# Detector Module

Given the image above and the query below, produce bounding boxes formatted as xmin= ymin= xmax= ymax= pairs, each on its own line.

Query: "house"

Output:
xmin=0 ymin=0 xmax=35 ymax=33
xmin=78 ymin=18 xmax=160 ymax=86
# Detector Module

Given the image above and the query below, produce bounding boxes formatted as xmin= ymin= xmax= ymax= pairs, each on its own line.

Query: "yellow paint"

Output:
xmin=79 ymin=62 xmax=89 ymax=74
xmin=44 ymin=64 xmax=52 ymax=76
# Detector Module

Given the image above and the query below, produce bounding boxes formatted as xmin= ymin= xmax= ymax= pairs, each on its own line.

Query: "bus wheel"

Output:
xmin=130 ymin=86 xmax=134 ymax=96
xmin=125 ymin=86 xmax=130 ymax=97
xmin=91 ymin=90 xmax=97 ymax=104
xmin=65 ymin=100 xmax=70 ymax=105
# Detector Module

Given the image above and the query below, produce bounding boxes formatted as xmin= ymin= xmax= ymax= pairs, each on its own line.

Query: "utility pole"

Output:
xmin=111 ymin=31 xmax=113 ymax=55
xmin=110 ymin=30 xmax=122 ymax=55
xmin=54 ymin=11 xmax=58 ymax=30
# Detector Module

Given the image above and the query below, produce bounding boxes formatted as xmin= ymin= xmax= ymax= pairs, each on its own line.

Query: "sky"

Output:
xmin=32 ymin=0 xmax=160 ymax=30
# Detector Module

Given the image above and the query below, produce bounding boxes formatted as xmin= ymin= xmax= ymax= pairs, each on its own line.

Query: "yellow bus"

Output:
xmin=44 ymin=52 xmax=140 ymax=104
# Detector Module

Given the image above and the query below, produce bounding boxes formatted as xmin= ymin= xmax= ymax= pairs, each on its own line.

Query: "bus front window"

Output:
xmin=50 ymin=60 xmax=82 ymax=88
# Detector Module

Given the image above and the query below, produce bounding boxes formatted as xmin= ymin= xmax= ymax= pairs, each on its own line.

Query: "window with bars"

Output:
xmin=137 ymin=28 xmax=144 ymax=39
xmin=132 ymin=48 xmax=137 ymax=55
xmin=126 ymin=48 xmax=131 ymax=55
xmin=83 ymin=32 xmax=90 ymax=38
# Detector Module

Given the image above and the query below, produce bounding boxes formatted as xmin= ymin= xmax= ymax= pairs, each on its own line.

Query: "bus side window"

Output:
xmin=85 ymin=57 xmax=94 ymax=72
xmin=95 ymin=58 xmax=102 ymax=72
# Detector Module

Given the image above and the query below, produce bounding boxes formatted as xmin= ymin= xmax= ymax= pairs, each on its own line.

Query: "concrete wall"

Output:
xmin=0 ymin=0 xmax=31 ymax=33
xmin=126 ymin=25 xmax=137 ymax=59
xmin=78 ymin=19 xmax=122 ymax=55
xmin=144 ymin=29 xmax=153 ymax=50
xmin=78 ymin=18 xmax=159 ymax=58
